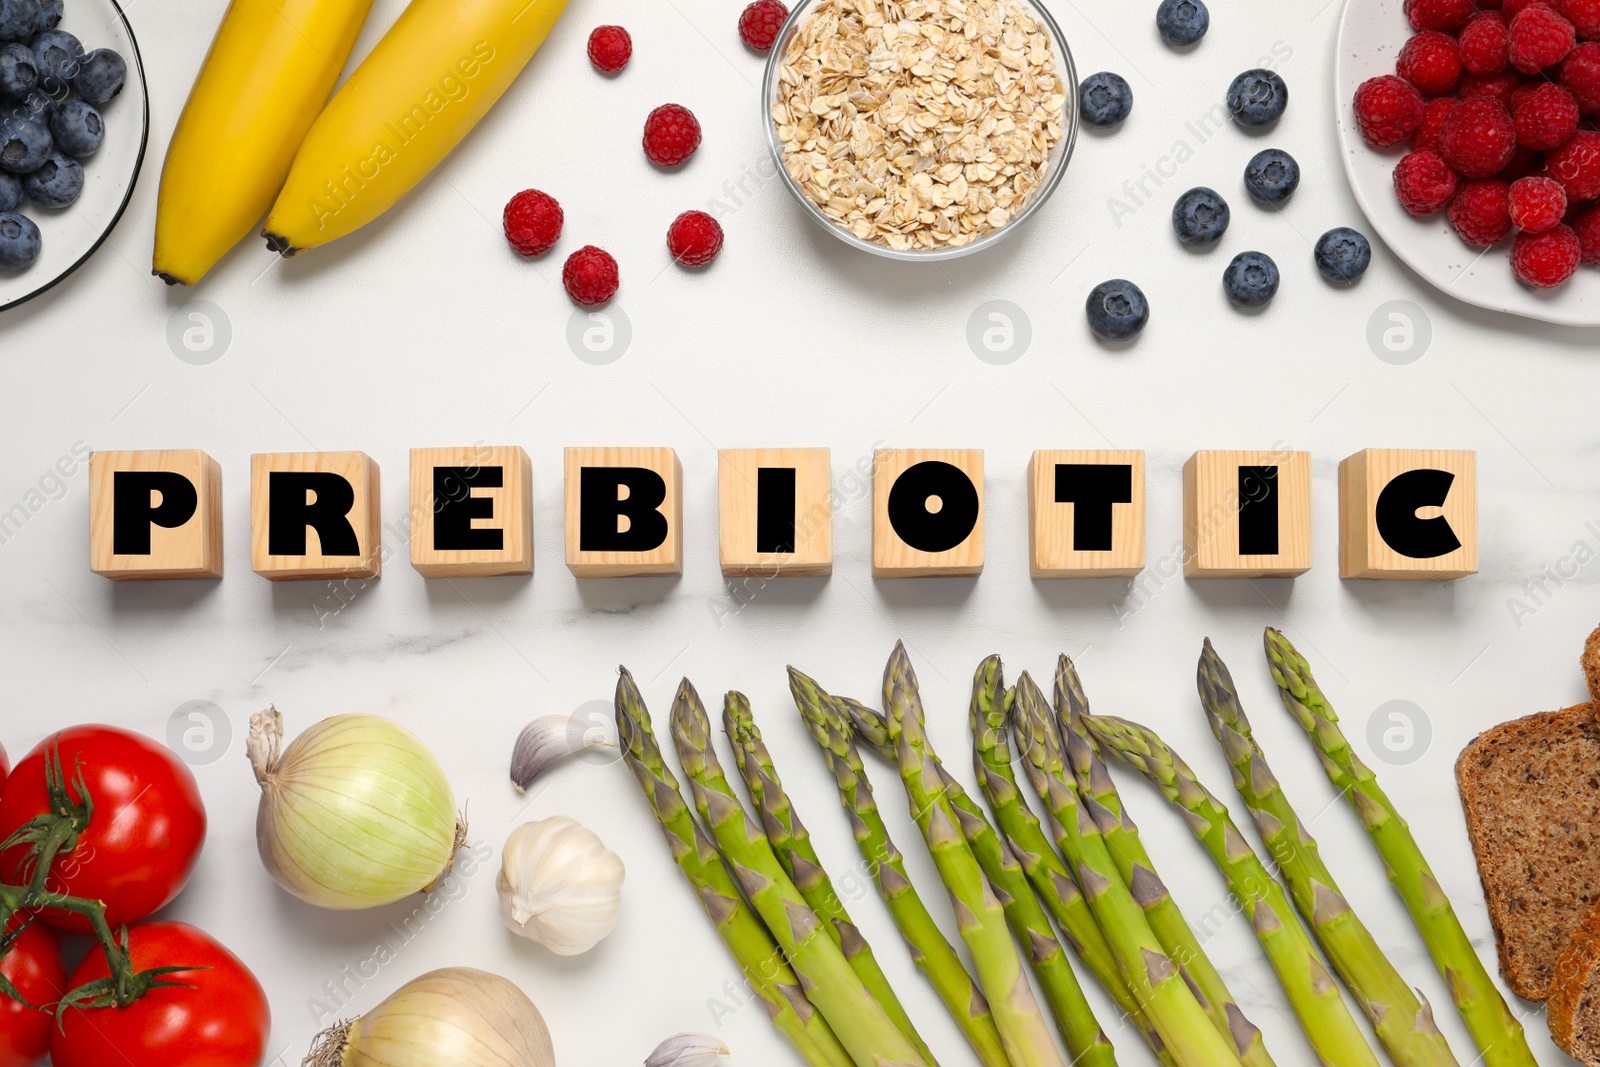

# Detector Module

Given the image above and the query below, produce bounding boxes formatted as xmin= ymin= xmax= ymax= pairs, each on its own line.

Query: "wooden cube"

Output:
xmin=719 ymin=448 xmax=832 ymax=577
xmin=409 ymin=446 xmax=533 ymax=577
xmin=872 ymin=449 xmax=984 ymax=578
xmin=1183 ymin=450 xmax=1312 ymax=578
xmin=565 ymin=448 xmax=683 ymax=577
xmin=251 ymin=452 xmax=381 ymax=581
xmin=1340 ymin=449 xmax=1477 ymax=580
xmin=1028 ymin=450 xmax=1145 ymax=578
xmin=90 ymin=450 xmax=223 ymax=580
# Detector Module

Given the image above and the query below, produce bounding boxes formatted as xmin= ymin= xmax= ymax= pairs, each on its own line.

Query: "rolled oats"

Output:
xmin=772 ymin=0 xmax=1067 ymax=252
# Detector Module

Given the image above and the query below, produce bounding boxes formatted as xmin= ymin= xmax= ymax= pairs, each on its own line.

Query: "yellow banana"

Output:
xmin=153 ymin=0 xmax=377 ymax=285
xmin=262 ymin=0 xmax=569 ymax=256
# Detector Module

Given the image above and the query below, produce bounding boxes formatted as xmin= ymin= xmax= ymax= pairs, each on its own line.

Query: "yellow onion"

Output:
xmin=306 ymin=967 xmax=555 ymax=1067
xmin=248 ymin=708 xmax=461 ymax=910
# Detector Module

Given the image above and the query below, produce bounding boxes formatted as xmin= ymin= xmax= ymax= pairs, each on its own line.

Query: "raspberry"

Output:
xmin=1460 ymin=12 xmax=1512 ymax=73
xmin=502 ymin=189 xmax=563 ymax=256
xmin=1509 ymin=174 xmax=1569 ymax=229
xmin=587 ymin=25 xmax=632 ymax=73
xmin=562 ymin=245 xmax=619 ymax=305
xmin=666 ymin=210 xmax=724 ymax=266
xmin=1394 ymin=150 xmax=1460 ymax=213
xmin=1448 ymin=179 xmax=1514 ymax=242
xmin=1561 ymin=42 xmax=1600 ymax=111
xmin=1510 ymin=222 xmax=1581 ymax=283
xmin=738 ymin=0 xmax=788 ymax=52
xmin=1397 ymin=31 xmax=1464 ymax=95
xmin=1563 ymin=0 xmax=1600 ymax=37
xmin=643 ymin=103 xmax=702 ymax=167
xmin=1354 ymin=75 xmax=1425 ymax=146
xmin=1513 ymin=82 xmax=1581 ymax=148
xmin=1547 ymin=128 xmax=1600 ymax=197
xmin=1573 ymin=204 xmax=1600 ymax=261
xmin=1440 ymin=98 xmax=1518 ymax=176
xmin=1414 ymin=97 xmax=1458 ymax=151
xmin=1503 ymin=0 xmax=1552 ymax=17
xmin=1405 ymin=0 xmax=1476 ymax=30
xmin=1460 ymin=71 xmax=1522 ymax=105
xmin=1510 ymin=3 xmax=1577 ymax=71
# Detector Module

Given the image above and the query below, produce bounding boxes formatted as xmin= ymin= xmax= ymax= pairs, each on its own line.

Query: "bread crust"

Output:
xmin=1455 ymin=702 xmax=1598 ymax=1000
xmin=1549 ymin=898 xmax=1600 ymax=1064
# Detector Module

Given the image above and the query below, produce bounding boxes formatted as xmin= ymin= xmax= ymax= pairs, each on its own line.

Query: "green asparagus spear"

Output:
xmin=1050 ymin=655 xmax=1276 ymax=1067
xmin=613 ymin=668 xmax=855 ymax=1067
xmin=883 ymin=644 xmax=1068 ymax=1067
xmin=1084 ymin=712 xmax=1384 ymax=1067
xmin=1009 ymin=670 xmax=1247 ymax=1067
xmin=933 ymin=764 xmax=1120 ymax=1067
xmin=1262 ymin=628 xmax=1537 ymax=1067
xmin=1197 ymin=640 xmax=1460 ymax=1067
xmin=843 ymin=676 xmax=1141 ymax=1064
xmin=787 ymin=668 xmax=1015 ymax=1067
xmin=968 ymin=660 xmax=1177 ymax=1066
xmin=722 ymin=692 xmax=935 ymax=1065
xmin=669 ymin=679 xmax=933 ymax=1067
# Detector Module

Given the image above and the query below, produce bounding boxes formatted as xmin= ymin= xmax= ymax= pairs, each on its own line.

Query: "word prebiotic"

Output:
xmin=87 ymin=445 xmax=1478 ymax=584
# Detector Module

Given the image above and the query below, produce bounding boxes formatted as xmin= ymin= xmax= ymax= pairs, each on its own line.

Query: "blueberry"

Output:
xmin=1172 ymin=186 xmax=1230 ymax=246
xmin=0 ymin=209 xmax=38 ymax=269
xmin=0 ymin=0 xmax=36 ymax=43
xmin=30 ymin=0 xmax=60 ymax=33
xmin=0 ymin=112 xmax=49 ymax=173
xmin=30 ymin=29 xmax=80 ymax=95
xmin=0 ymin=170 xmax=18 ymax=211
xmin=8 ymin=88 xmax=53 ymax=125
xmin=1227 ymin=68 xmax=1288 ymax=128
xmin=1223 ymin=250 xmax=1280 ymax=307
xmin=49 ymin=98 xmax=100 ymax=157
xmin=1156 ymin=0 xmax=1209 ymax=46
xmin=73 ymin=48 xmax=125 ymax=105
xmin=23 ymin=148 xmax=78 ymax=206
xmin=1085 ymin=278 xmax=1149 ymax=341
xmin=1314 ymin=227 xmax=1372 ymax=284
xmin=0 ymin=41 xmax=33 ymax=98
xmin=1242 ymin=148 xmax=1299 ymax=205
xmin=1079 ymin=71 xmax=1133 ymax=128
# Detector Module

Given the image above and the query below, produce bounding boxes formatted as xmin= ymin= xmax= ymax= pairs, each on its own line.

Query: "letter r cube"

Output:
xmin=251 ymin=452 xmax=381 ymax=580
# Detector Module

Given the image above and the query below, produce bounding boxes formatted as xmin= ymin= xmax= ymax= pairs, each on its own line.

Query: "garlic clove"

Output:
xmin=645 ymin=1033 xmax=731 ymax=1067
xmin=510 ymin=714 xmax=617 ymax=792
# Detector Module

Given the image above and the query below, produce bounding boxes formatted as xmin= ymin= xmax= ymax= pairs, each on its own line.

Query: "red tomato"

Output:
xmin=51 ymin=922 xmax=269 ymax=1067
xmin=0 ymin=742 xmax=9 ymax=788
xmin=0 ymin=918 xmax=64 ymax=1067
xmin=0 ymin=726 xmax=206 ymax=932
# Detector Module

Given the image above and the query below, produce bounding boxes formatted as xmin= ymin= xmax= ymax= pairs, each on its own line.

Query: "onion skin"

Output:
xmin=321 ymin=967 xmax=555 ymax=1067
xmin=254 ymin=714 xmax=458 ymax=910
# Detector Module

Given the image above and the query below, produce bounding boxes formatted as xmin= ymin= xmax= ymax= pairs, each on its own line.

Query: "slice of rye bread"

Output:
xmin=1549 ymin=898 xmax=1600 ymax=1064
xmin=1456 ymin=701 xmax=1600 ymax=1000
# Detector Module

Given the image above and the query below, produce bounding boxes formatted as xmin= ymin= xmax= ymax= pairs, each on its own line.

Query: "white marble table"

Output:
xmin=2 ymin=0 xmax=1597 ymax=1064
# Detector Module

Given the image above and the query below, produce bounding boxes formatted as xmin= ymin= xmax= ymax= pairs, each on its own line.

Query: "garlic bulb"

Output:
xmin=305 ymin=966 xmax=554 ymax=1067
xmin=646 ymin=1033 xmax=731 ymax=1067
xmin=498 ymin=816 xmax=625 ymax=955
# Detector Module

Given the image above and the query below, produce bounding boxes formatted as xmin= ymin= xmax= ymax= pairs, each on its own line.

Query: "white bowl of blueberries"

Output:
xmin=0 ymin=0 xmax=145 ymax=310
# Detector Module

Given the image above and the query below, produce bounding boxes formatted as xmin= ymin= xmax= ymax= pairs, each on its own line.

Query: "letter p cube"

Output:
xmin=90 ymin=450 xmax=223 ymax=580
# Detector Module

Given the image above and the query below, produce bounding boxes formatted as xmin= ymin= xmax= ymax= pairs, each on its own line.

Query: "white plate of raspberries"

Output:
xmin=1336 ymin=0 xmax=1600 ymax=325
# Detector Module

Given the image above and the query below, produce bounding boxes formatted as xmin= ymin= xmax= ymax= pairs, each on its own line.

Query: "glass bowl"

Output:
xmin=762 ymin=0 xmax=1078 ymax=262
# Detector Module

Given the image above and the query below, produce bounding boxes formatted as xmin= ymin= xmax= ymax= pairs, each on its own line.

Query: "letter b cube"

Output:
xmin=564 ymin=448 xmax=683 ymax=577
